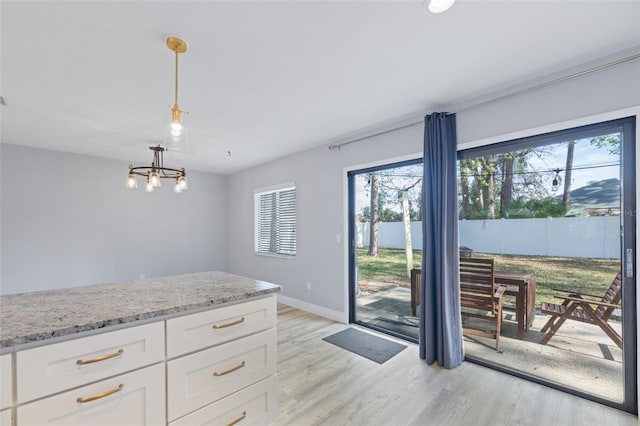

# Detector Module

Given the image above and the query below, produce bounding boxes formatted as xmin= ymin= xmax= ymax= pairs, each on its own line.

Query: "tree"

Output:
xmin=562 ymin=141 xmax=575 ymax=210
xmin=590 ymin=134 xmax=620 ymax=155
xmin=459 ymin=159 xmax=472 ymax=219
xmin=499 ymin=154 xmax=514 ymax=218
xmin=481 ymin=155 xmax=496 ymax=218
xmin=367 ymin=171 xmax=380 ymax=257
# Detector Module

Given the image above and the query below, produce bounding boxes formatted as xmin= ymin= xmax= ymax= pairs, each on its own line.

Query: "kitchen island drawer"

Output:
xmin=17 ymin=363 xmax=165 ymax=426
xmin=0 ymin=353 xmax=11 ymax=410
xmin=16 ymin=321 xmax=164 ymax=403
xmin=167 ymin=328 xmax=276 ymax=421
xmin=166 ymin=296 xmax=276 ymax=358
xmin=171 ymin=375 xmax=277 ymax=426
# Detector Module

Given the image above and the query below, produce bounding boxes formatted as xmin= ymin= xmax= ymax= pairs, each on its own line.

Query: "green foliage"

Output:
xmin=359 ymin=206 xmax=404 ymax=222
xmin=590 ymin=134 xmax=620 ymax=155
xmin=505 ymin=197 xmax=567 ymax=218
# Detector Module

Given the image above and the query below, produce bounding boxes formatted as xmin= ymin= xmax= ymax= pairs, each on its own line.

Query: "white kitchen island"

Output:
xmin=0 ymin=271 xmax=281 ymax=426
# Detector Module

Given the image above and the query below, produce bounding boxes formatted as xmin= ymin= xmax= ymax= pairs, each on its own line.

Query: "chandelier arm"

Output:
xmin=129 ymin=166 xmax=184 ymax=178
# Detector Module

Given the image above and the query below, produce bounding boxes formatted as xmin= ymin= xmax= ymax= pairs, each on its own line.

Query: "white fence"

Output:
xmin=356 ymin=216 xmax=620 ymax=259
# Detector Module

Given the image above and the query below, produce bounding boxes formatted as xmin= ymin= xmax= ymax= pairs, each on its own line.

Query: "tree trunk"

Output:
xmin=401 ymin=190 xmax=413 ymax=278
xmin=481 ymin=156 xmax=495 ymax=219
xmin=562 ymin=141 xmax=575 ymax=210
xmin=367 ymin=172 xmax=380 ymax=257
xmin=459 ymin=159 xmax=470 ymax=219
xmin=499 ymin=155 xmax=514 ymax=218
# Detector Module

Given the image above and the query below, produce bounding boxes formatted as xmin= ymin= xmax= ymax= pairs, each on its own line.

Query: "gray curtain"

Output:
xmin=419 ymin=112 xmax=464 ymax=368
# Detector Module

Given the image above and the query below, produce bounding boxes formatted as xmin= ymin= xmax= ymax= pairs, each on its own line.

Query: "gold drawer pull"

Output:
xmin=213 ymin=317 xmax=245 ymax=329
xmin=226 ymin=411 xmax=247 ymax=426
xmin=76 ymin=349 xmax=124 ymax=365
xmin=213 ymin=361 xmax=246 ymax=377
xmin=77 ymin=384 xmax=124 ymax=403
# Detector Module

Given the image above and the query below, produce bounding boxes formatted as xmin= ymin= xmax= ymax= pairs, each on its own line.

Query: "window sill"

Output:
xmin=254 ymin=252 xmax=296 ymax=260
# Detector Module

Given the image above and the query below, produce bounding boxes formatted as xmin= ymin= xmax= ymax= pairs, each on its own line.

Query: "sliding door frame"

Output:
xmin=347 ymin=157 xmax=422 ymax=343
xmin=458 ymin=116 xmax=637 ymax=414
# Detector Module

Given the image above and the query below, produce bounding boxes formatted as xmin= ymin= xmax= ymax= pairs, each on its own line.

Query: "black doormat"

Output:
xmin=368 ymin=317 xmax=419 ymax=340
xmin=322 ymin=328 xmax=407 ymax=364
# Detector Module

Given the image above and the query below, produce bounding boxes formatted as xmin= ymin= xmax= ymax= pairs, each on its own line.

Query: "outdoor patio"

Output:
xmin=356 ymin=282 xmax=624 ymax=403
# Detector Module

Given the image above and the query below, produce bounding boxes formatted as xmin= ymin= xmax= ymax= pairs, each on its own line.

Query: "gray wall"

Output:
xmin=226 ymin=125 xmax=423 ymax=315
xmin=0 ymin=144 xmax=228 ymax=295
xmin=226 ymin=56 xmax=640 ymax=319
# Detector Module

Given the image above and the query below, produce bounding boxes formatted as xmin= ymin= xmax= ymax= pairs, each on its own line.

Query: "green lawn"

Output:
xmin=356 ymin=248 xmax=620 ymax=307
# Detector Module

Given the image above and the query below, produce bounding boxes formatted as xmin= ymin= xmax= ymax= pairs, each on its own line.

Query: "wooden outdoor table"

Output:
xmin=495 ymin=271 xmax=537 ymax=339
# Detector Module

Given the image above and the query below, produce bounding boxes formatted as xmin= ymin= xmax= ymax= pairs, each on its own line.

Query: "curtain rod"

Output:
xmin=328 ymin=52 xmax=640 ymax=151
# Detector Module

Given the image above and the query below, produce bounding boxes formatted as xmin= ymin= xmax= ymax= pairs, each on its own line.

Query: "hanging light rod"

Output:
xmin=126 ymin=146 xmax=188 ymax=193
xmin=167 ymin=36 xmax=188 ymax=151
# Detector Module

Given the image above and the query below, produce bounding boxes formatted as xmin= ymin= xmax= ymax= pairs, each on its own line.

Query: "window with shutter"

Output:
xmin=254 ymin=183 xmax=296 ymax=257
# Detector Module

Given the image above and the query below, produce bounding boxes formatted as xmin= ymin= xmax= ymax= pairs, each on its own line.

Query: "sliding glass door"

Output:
xmin=457 ymin=117 xmax=636 ymax=412
xmin=348 ymin=159 xmax=423 ymax=342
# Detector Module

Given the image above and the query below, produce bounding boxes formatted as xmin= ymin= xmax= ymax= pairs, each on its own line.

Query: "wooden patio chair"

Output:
xmin=460 ymin=257 xmax=506 ymax=350
xmin=539 ymin=271 xmax=623 ymax=349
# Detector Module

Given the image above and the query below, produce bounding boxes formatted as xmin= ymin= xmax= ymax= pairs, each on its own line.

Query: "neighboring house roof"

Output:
xmin=565 ymin=178 xmax=621 ymax=214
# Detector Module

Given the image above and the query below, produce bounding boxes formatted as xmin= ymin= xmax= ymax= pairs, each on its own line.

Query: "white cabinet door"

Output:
xmin=170 ymin=376 xmax=277 ymax=426
xmin=167 ymin=329 xmax=277 ymax=421
xmin=0 ymin=353 xmax=11 ymax=410
xmin=17 ymin=363 xmax=165 ymax=426
xmin=166 ymin=296 xmax=276 ymax=358
xmin=17 ymin=321 xmax=164 ymax=403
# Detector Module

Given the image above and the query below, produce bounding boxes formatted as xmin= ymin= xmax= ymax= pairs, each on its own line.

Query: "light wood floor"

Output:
xmin=274 ymin=303 xmax=637 ymax=426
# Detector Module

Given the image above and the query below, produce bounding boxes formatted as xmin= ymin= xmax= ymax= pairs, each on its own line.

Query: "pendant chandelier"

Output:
xmin=125 ymin=36 xmax=189 ymax=193
xmin=126 ymin=145 xmax=188 ymax=193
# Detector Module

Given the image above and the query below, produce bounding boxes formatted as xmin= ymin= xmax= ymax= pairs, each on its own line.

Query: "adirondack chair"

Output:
xmin=539 ymin=272 xmax=623 ymax=349
xmin=460 ymin=257 xmax=506 ymax=350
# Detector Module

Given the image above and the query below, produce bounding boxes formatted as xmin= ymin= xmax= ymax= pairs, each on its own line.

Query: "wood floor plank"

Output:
xmin=274 ymin=303 xmax=637 ymax=426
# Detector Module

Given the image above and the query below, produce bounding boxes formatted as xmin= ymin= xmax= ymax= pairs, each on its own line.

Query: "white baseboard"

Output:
xmin=277 ymin=294 xmax=348 ymax=323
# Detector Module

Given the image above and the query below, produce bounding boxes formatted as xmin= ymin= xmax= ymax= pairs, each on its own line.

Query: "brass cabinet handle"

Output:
xmin=76 ymin=384 xmax=124 ymax=403
xmin=213 ymin=361 xmax=246 ymax=377
xmin=226 ymin=411 xmax=247 ymax=426
xmin=212 ymin=317 xmax=245 ymax=329
xmin=76 ymin=349 xmax=124 ymax=365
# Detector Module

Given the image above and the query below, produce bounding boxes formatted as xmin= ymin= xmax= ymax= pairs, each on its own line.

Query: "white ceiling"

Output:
xmin=2 ymin=0 xmax=639 ymax=174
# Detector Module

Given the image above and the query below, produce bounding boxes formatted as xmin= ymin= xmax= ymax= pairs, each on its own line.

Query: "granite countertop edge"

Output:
xmin=0 ymin=271 xmax=282 ymax=349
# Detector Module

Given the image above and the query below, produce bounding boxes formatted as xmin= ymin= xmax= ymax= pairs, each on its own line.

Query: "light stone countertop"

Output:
xmin=0 ymin=271 xmax=281 ymax=348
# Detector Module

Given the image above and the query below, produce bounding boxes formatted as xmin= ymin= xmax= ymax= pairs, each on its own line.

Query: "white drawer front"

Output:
xmin=171 ymin=375 xmax=278 ymax=426
xmin=17 ymin=321 xmax=164 ymax=403
xmin=17 ymin=363 xmax=165 ymax=426
xmin=0 ymin=354 xmax=11 ymax=410
xmin=0 ymin=409 xmax=10 ymax=426
xmin=167 ymin=328 xmax=277 ymax=421
xmin=167 ymin=296 xmax=276 ymax=358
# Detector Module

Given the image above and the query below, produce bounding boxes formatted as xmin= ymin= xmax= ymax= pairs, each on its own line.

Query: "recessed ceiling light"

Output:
xmin=424 ymin=0 xmax=456 ymax=14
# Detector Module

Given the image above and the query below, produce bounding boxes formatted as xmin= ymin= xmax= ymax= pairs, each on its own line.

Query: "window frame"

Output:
xmin=254 ymin=182 xmax=297 ymax=258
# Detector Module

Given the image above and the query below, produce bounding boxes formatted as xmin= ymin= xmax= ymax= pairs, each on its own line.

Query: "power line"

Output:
xmin=358 ymin=162 xmax=620 ymax=180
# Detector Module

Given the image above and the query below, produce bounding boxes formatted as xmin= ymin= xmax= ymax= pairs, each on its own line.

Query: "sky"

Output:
xmin=352 ymin=133 xmax=620 ymax=216
xmin=526 ymin=136 xmax=620 ymax=192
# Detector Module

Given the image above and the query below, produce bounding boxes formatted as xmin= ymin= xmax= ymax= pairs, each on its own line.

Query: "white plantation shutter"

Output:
xmin=255 ymin=184 xmax=296 ymax=256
